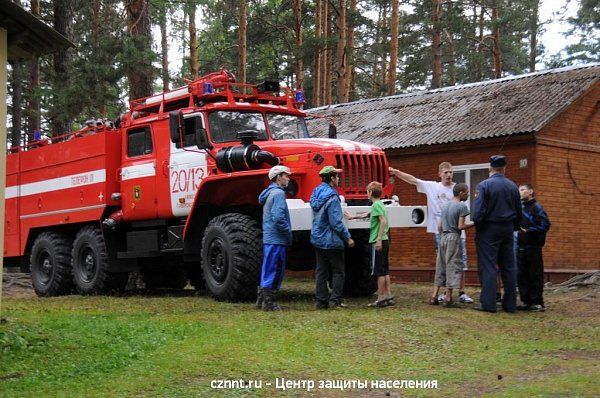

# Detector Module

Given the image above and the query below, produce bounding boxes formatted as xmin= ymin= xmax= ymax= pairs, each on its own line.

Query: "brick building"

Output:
xmin=307 ymin=64 xmax=600 ymax=283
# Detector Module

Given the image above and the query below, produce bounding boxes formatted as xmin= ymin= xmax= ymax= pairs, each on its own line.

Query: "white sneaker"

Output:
xmin=437 ymin=294 xmax=445 ymax=303
xmin=459 ymin=293 xmax=474 ymax=303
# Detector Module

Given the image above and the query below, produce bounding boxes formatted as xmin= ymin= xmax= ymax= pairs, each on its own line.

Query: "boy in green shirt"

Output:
xmin=347 ymin=181 xmax=392 ymax=307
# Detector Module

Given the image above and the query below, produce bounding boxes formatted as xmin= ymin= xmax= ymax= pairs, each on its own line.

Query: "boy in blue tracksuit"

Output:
xmin=516 ymin=183 xmax=550 ymax=312
xmin=257 ymin=165 xmax=293 ymax=311
xmin=310 ymin=166 xmax=355 ymax=309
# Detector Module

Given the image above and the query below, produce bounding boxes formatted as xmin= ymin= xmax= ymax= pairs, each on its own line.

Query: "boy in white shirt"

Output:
xmin=389 ymin=162 xmax=474 ymax=303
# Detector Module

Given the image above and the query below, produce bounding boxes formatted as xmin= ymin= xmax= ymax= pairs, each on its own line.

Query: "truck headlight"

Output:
xmin=411 ymin=209 xmax=425 ymax=224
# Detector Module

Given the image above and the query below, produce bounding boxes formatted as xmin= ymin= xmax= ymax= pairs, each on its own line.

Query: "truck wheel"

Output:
xmin=30 ymin=232 xmax=74 ymax=296
xmin=344 ymin=230 xmax=378 ymax=296
xmin=71 ymin=226 xmax=127 ymax=294
xmin=201 ymin=213 xmax=261 ymax=302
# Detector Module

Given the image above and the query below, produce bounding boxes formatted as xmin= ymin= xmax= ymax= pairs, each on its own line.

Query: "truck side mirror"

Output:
xmin=194 ymin=117 xmax=213 ymax=150
xmin=195 ymin=126 xmax=213 ymax=150
xmin=328 ymin=123 xmax=337 ymax=139
xmin=169 ymin=111 xmax=182 ymax=142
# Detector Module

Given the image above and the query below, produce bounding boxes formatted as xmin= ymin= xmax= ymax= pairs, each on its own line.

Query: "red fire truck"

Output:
xmin=4 ymin=69 xmax=426 ymax=301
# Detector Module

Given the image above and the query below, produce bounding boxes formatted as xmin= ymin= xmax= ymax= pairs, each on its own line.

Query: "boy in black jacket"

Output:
xmin=517 ymin=184 xmax=551 ymax=312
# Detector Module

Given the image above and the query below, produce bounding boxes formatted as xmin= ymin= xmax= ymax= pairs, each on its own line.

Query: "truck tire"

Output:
xmin=201 ymin=213 xmax=261 ymax=302
xmin=30 ymin=232 xmax=74 ymax=296
xmin=344 ymin=230 xmax=378 ymax=296
xmin=71 ymin=226 xmax=128 ymax=294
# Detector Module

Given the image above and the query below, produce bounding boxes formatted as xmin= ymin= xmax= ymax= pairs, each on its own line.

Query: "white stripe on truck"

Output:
xmin=5 ymin=169 xmax=106 ymax=199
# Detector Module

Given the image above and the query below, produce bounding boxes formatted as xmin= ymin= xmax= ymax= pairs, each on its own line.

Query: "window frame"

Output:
xmin=126 ymin=126 xmax=154 ymax=158
xmin=265 ymin=112 xmax=310 ymax=140
xmin=206 ymin=110 xmax=268 ymax=143
xmin=172 ymin=112 xmax=205 ymax=149
xmin=452 ymin=162 xmax=489 ymax=215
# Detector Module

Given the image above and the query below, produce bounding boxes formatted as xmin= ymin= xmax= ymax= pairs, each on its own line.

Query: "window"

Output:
xmin=267 ymin=113 xmax=309 ymax=140
xmin=173 ymin=115 xmax=202 ymax=148
xmin=127 ymin=127 xmax=153 ymax=157
xmin=453 ymin=163 xmax=489 ymax=212
xmin=207 ymin=111 xmax=267 ymax=143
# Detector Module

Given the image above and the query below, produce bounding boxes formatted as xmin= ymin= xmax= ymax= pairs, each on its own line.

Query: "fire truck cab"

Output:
xmin=4 ymin=69 xmax=426 ymax=301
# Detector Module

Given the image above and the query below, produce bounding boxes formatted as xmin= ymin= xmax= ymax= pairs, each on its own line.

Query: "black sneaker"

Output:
xmin=315 ymin=301 xmax=328 ymax=310
xmin=474 ymin=306 xmax=497 ymax=313
xmin=528 ymin=304 xmax=546 ymax=312
xmin=367 ymin=300 xmax=388 ymax=308
xmin=429 ymin=297 xmax=440 ymax=305
xmin=517 ymin=304 xmax=530 ymax=311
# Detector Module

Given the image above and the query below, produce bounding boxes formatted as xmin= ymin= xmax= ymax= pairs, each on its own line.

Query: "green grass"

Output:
xmin=1 ymin=280 xmax=599 ymax=397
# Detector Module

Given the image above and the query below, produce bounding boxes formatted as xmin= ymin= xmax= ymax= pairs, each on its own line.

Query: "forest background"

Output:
xmin=6 ymin=0 xmax=599 ymax=147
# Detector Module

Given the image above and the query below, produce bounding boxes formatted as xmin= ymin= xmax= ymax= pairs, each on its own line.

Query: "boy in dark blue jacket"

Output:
xmin=517 ymin=184 xmax=550 ymax=312
xmin=310 ymin=166 xmax=355 ymax=309
xmin=257 ymin=165 xmax=293 ymax=311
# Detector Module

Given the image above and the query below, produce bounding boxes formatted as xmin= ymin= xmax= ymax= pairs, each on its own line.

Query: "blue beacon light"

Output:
xmin=203 ymin=82 xmax=214 ymax=94
xmin=294 ymin=90 xmax=306 ymax=104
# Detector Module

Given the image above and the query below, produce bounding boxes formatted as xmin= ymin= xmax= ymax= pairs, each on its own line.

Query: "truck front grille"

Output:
xmin=335 ymin=153 xmax=388 ymax=195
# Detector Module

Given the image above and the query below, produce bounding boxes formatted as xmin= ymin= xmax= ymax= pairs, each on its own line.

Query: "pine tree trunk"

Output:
xmin=159 ymin=6 xmax=169 ymax=90
xmin=312 ymin=0 xmax=322 ymax=106
xmin=321 ymin=0 xmax=329 ymax=105
xmin=344 ymin=0 xmax=356 ymax=100
xmin=325 ymin=2 xmax=333 ymax=105
xmin=372 ymin=4 xmax=382 ymax=96
xmin=189 ymin=4 xmax=199 ymax=79
xmin=126 ymin=0 xmax=153 ymax=101
xmin=477 ymin=2 xmax=485 ymax=81
xmin=445 ymin=30 xmax=456 ymax=85
xmin=336 ymin=0 xmax=347 ymax=103
xmin=237 ymin=0 xmax=247 ymax=83
xmin=431 ymin=0 xmax=442 ymax=89
xmin=380 ymin=3 xmax=388 ymax=94
xmin=492 ymin=0 xmax=502 ymax=78
xmin=529 ymin=0 xmax=539 ymax=72
xmin=388 ymin=0 xmax=399 ymax=95
xmin=293 ymin=0 xmax=303 ymax=88
xmin=52 ymin=0 xmax=74 ymax=135
xmin=10 ymin=60 xmax=24 ymax=147
xmin=27 ymin=0 xmax=41 ymax=141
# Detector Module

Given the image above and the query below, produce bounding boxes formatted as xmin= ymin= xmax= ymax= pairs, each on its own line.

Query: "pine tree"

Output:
xmin=125 ymin=0 xmax=154 ymax=101
xmin=550 ymin=0 xmax=599 ymax=66
xmin=238 ymin=0 xmax=247 ymax=83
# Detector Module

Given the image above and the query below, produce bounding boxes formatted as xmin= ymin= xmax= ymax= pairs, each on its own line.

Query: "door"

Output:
xmin=120 ymin=126 xmax=158 ymax=220
xmin=167 ymin=113 xmax=209 ymax=217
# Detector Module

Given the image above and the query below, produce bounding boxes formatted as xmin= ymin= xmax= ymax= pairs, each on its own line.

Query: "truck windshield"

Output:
xmin=207 ymin=111 xmax=268 ymax=143
xmin=267 ymin=113 xmax=309 ymax=140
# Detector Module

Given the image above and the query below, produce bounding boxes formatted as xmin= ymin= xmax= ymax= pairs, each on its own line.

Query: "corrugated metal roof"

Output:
xmin=305 ymin=64 xmax=600 ymax=149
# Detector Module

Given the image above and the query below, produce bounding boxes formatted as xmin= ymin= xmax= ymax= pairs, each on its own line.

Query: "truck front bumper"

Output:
xmin=286 ymin=198 xmax=427 ymax=231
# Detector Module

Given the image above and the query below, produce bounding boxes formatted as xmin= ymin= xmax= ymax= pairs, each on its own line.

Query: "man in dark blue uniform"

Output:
xmin=473 ymin=155 xmax=522 ymax=313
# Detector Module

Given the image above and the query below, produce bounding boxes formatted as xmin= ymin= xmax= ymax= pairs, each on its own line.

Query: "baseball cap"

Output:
xmin=268 ymin=165 xmax=292 ymax=180
xmin=319 ymin=165 xmax=342 ymax=175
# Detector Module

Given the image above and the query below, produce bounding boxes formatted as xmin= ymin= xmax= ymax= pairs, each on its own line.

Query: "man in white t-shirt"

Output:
xmin=389 ymin=162 xmax=474 ymax=303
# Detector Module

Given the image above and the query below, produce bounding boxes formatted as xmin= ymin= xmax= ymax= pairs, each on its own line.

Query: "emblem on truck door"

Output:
xmin=134 ymin=185 xmax=141 ymax=200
